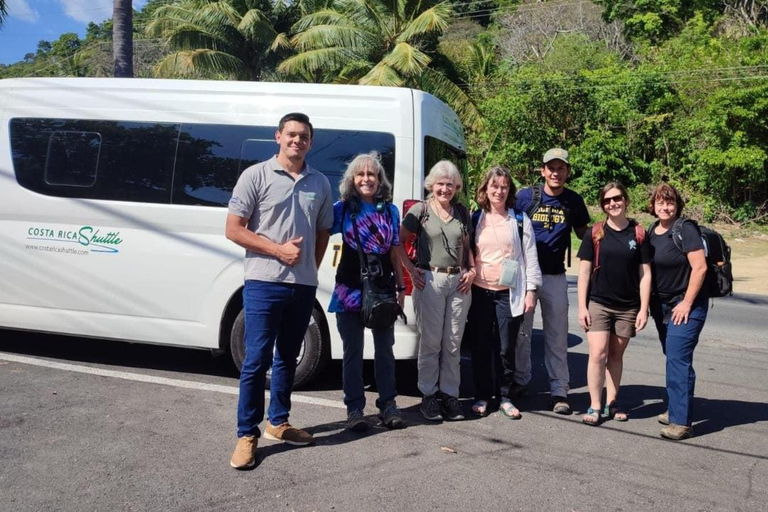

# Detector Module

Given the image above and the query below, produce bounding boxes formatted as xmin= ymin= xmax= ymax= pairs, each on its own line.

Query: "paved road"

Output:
xmin=2 ymin=290 xmax=768 ymax=511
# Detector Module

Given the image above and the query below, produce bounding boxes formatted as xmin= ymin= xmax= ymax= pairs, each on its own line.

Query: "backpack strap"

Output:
xmin=513 ymin=208 xmax=524 ymax=241
xmin=633 ymin=220 xmax=646 ymax=247
xmin=591 ymin=220 xmax=606 ymax=278
xmin=525 ymin=184 xmax=542 ymax=219
xmin=670 ymin=217 xmax=690 ymax=253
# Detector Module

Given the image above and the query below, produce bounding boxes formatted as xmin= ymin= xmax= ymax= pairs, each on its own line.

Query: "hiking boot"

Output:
xmin=658 ymin=411 xmax=670 ymax=425
xmin=509 ymin=383 xmax=528 ymax=398
xmin=421 ymin=394 xmax=443 ymax=421
xmin=264 ymin=421 xmax=315 ymax=446
xmin=441 ymin=396 xmax=465 ymax=421
xmin=230 ymin=435 xmax=258 ymax=469
xmin=379 ymin=401 xmax=406 ymax=430
xmin=661 ymin=423 xmax=693 ymax=440
xmin=346 ymin=409 xmax=369 ymax=433
xmin=550 ymin=396 xmax=572 ymax=415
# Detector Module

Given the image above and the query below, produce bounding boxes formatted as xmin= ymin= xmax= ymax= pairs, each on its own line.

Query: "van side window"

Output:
xmin=10 ymin=118 xmax=396 ymax=207
xmin=173 ymin=124 xmax=275 ymax=207
xmin=45 ymin=131 xmax=101 ymax=187
xmin=11 ymin=118 xmax=178 ymax=204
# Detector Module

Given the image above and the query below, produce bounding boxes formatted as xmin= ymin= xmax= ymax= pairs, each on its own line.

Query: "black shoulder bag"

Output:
xmin=349 ymin=206 xmax=402 ymax=330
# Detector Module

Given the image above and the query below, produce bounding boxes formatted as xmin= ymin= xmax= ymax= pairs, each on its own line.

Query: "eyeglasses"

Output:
xmin=601 ymin=194 xmax=624 ymax=206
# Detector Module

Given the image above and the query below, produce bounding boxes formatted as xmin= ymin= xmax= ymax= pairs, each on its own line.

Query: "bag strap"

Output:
xmin=348 ymin=204 xmax=370 ymax=278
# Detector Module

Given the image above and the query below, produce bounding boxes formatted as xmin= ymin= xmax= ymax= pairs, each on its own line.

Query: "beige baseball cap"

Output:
xmin=543 ymin=148 xmax=569 ymax=165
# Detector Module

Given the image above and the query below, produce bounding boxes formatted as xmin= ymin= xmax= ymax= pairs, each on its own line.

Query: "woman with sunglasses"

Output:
xmin=576 ymin=182 xmax=652 ymax=425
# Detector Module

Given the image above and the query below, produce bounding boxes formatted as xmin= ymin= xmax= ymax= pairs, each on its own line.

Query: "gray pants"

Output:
xmin=413 ymin=271 xmax=471 ymax=398
xmin=515 ymin=273 xmax=570 ymax=397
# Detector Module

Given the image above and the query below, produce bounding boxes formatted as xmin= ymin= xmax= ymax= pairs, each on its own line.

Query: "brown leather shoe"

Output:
xmin=230 ymin=435 xmax=257 ymax=469
xmin=264 ymin=421 xmax=315 ymax=446
xmin=660 ymin=423 xmax=693 ymax=440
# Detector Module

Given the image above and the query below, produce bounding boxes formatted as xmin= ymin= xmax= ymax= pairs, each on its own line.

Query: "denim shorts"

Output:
xmin=588 ymin=301 xmax=639 ymax=338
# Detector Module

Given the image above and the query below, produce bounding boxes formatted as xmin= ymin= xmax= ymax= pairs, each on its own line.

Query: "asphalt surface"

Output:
xmin=2 ymin=287 xmax=768 ymax=511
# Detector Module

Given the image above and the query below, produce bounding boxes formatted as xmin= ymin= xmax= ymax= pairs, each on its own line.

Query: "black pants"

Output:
xmin=467 ymin=285 xmax=524 ymax=402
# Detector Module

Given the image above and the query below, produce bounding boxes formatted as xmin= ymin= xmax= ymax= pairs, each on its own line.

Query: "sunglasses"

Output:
xmin=601 ymin=194 xmax=625 ymax=206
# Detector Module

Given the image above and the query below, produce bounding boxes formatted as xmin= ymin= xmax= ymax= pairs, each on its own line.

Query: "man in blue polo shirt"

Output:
xmin=514 ymin=148 xmax=590 ymax=414
xmin=226 ymin=113 xmax=333 ymax=469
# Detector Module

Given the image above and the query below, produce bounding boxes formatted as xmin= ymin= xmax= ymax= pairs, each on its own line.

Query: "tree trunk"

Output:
xmin=113 ymin=0 xmax=134 ymax=77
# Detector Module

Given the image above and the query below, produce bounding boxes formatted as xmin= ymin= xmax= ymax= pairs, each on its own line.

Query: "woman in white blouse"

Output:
xmin=467 ymin=167 xmax=542 ymax=418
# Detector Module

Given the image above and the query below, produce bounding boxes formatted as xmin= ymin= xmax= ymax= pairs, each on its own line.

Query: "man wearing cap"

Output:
xmin=225 ymin=112 xmax=333 ymax=469
xmin=513 ymin=148 xmax=590 ymax=414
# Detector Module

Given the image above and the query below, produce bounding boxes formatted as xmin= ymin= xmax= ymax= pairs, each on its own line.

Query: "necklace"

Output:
xmin=432 ymin=198 xmax=453 ymax=222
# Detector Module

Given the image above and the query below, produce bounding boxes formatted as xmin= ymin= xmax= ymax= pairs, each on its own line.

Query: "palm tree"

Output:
xmin=113 ymin=0 xmax=134 ymax=77
xmin=145 ymin=0 xmax=291 ymax=80
xmin=278 ymin=0 xmax=481 ymax=129
xmin=1 ymin=0 xmax=9 ymax=28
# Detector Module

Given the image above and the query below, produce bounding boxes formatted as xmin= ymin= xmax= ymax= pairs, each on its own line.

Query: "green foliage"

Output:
xmin=145 ymin=0 xmax=292 ymax=80
xmin=280 ymin=0 xmax=483 ymax=130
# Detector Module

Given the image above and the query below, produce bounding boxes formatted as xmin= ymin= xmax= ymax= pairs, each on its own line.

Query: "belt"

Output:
xmin=420 ymin=265 xmax=462 ymax=274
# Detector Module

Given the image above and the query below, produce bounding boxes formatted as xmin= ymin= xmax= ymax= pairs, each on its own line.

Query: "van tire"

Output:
xmin=229 ymin=307 xmax=329 ymax=389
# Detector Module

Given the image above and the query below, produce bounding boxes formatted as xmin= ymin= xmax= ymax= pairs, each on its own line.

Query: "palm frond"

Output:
xmin=359 ymin=62 xmax=404 ymax=87
xmin=382 ymin=42 xmax=430 ymax=75
xmin=154 ymin=49 xmax=248 ymax=80
xmin=397 ymin=3 xmax=452 ymax=43
xmin=271 ymin=32 xmax=293 ymax=52
xmin=292 ymin=9 xmax=350 ymax=32
xmin=291 ymin=24 xmax=374 ymax=53
xmin=278 ymin=47 xmax=355 ymax=75
xmin=239 ymin=8 xmax=279 ymax=45
xmin=167 ymin=28 xmax=231 ymax=53
xmin=416 ymin=68 xmax=483 ymax=131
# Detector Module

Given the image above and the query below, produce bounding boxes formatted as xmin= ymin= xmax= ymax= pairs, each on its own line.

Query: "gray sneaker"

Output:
xmin=379 ymin=401 xmax=406 ymax=429
xmin=346 ymin=409 xmax=369 ymax=433
xmin=421 ymin=395 xmax=443 ymax=421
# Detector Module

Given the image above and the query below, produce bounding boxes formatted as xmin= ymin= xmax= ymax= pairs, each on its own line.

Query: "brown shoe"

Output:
xmin=658 ymin=411 xmax=670 ymax=425
xmin=660 ymin=423 xmax=693 ymax=440
xmin=264 ymin=421 xmax=315 ymax=446
xmin=230 ymin=435 xmax=258 ymax=469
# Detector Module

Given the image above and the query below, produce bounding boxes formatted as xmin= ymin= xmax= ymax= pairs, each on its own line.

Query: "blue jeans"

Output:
xmin=336 ymin=312 xmax=397 ymax=412
xmin=651 ymin=293 xmax=709 ymax=426
xmin=237 ymin=280 xmax=316 ymax=438
xmin=468 ymin=286 xmax=524 ymax=401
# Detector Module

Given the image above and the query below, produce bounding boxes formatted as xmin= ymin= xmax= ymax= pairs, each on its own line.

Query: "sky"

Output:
xmin=0 ymin=0 xmax=149 ymax=65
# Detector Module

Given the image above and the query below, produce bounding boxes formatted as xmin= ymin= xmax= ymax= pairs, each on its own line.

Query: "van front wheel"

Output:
xmin=229 ymin=307 xmax=329 ymax=389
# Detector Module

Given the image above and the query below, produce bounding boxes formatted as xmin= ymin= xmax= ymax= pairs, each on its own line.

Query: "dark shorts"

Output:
xmin=588 ymin=301 xmax=639 ymax=338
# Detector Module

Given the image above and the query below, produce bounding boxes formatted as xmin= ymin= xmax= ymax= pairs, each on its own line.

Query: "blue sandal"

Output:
xmin=582 ymin=407 xmax=601 ymax=426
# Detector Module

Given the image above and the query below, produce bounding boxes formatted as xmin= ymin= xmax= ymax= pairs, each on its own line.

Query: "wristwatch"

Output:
xmin=396 ymin=285 xmax=407 ymax=292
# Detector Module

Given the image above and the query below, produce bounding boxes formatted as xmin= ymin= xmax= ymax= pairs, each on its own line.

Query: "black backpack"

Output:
xmin=655 ymin=218 xmax=734 ymax=298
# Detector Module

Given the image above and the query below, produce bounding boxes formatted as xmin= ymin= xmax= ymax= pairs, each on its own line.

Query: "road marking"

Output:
xmin=0 ymin=352 xmax=345 ymax=409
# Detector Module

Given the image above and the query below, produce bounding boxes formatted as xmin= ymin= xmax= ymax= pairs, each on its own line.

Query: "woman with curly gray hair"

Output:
xmin=401 ymin=160 xmax=475 ymax=422
xmin=329 ymin=151 xmax=406 ymax=432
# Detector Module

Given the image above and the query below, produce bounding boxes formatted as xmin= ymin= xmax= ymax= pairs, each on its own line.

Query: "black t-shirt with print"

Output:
xmin=577 ymin=221 xmax=652 ymax=307
xmin=648 ymin=220 xmax=704 ymax=302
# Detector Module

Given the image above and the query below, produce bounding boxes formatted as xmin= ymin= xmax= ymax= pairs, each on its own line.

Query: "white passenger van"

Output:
xmin=0 ymin=77 xmax=467 ymax=386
